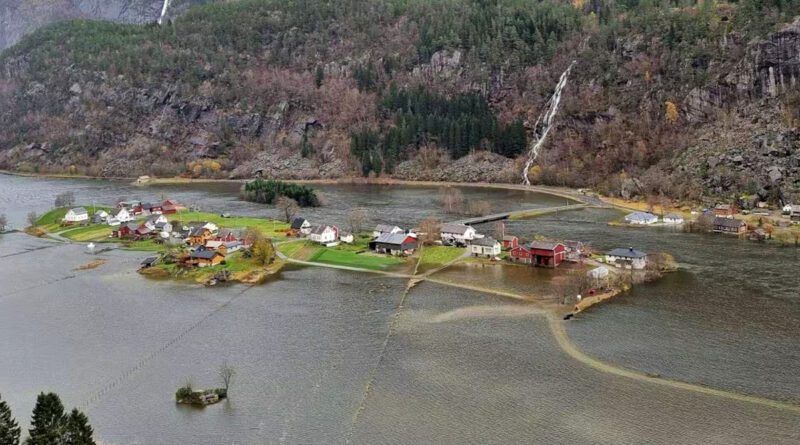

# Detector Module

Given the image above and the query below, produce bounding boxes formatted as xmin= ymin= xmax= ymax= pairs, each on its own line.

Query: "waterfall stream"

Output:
xmin=158 ymin=0 xmax=172 ymax=25
xmin=522 ymin=61 xmax=575 ymax=185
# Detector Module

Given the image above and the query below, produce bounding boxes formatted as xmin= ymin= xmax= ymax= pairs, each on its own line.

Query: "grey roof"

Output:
xmin=528 ymin=241 xmax=563 ymax=251
xmin=146 ymin=214 xmax=163 ymax=223
xmin=472 ymin=237 xmax=499 ymax=247
xmin=625 ymin=212 xmax=657 ymax=221
xmin=310 ymin=225 xmax=334 ymax=235
xmin=502 ymin=235 xmax=518 ymax=241
xmin=155 ymin=221 xmax=170 ymax=229
xmin=374 ymin=232 xmax=411 ymax=245
xmin=189 ymin=227 xmax=208 ymax=236
xmin=606 ymin=248 xmax=647 ymax=259
xmin=374 ymin=224 xmax=400 ymax=233
xmin=291 ymin=217 xmax=308 ymax=229
xmin=713 ymin=217 xmax=745 ymax=228
xmin=441 ymin=223 xmax=471 ymax=235
xmin=191 ymin=250 xmax=221 ymax=260
xmin=70 ymin=207 xmax=88 ymax=215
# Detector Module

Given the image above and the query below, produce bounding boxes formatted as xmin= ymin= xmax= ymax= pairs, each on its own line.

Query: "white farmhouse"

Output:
xmin=111 ymin=208 xmax=134 ymax=224
xmin=291 ymin=217 xmax=312 ymax=235
xmin=308 ymin=225 xmax=339 ymax=245
xmin=440 ymin=223 xmax=477 ymax=245
xmin=470 ymin=237 xmax=501 ymax=257
xmin=663 ymin=213 xmax=684 ymax=225
xmin=144 ymin=214 xmax=169 ymax=230
xmin=63 ymin=207 xmax=89 ymax=223
xmin=605 ymin=248 xmax=648 ymax=270
xmin=624 ymin=212 xmax=658 ymax=225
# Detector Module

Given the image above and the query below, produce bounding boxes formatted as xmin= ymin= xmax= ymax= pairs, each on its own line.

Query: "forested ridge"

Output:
xmin=1 ymin=0 xmax=800 ymax=202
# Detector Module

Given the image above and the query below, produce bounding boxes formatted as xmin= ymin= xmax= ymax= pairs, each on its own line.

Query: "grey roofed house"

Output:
xmin=605 ymin=247 xmax=647 ymax=259
xmin=713 ymin=217 xmax=746 ymax=228
xmin=440 ymin=223 xmax=471 ymax=234
xmin=190 ymin=250 xmax=220 ymax=260
xmin=189 ymin=227 xmax=208 ymax=236
xmin=472 ymin=236 xmax=499 ymax=247
xmin=291 ymin=217 xmax=309 ymax=229
xmin=375 ymin=232 xmax=408 ymax=244
xmin=529 ymin=240 xmax=563 ymax=250
xmin=310 ymin=224 xmax=333 ymax=235
xmin=71 ymin=207 xmax=88 ymax=216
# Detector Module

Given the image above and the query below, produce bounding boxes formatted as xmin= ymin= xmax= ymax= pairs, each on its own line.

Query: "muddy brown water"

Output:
xmin=0 ymin=175 xmax=798 ymax=444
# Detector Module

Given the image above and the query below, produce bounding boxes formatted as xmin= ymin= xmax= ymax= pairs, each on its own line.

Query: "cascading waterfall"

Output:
xmin=158 ymin=0 xmax=172 ymax=25
xmin=522 ymin=61 xmax=575 ymax=186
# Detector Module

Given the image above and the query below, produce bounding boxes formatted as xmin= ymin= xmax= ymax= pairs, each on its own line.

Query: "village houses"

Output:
xmin=373 ymin=224 xmax=403 ymax=238
xmin=440 ymin=223 xmax=477 ymax=246
xmin=509 ymin=241 xmax=566 ymax=268
xmin=713 ymin=217 xmax=747 ymax=234
xmin=471 ymin=237 xmax=501 ymax=257
xmin=370 ymin=232 xmax=418 ymax=256
xmin=605 ymin=248 xmax=648 ymax=270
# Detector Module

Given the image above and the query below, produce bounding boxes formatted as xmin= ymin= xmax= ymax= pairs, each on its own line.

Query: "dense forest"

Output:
xmin=1 ymin=0 xmax=799 ymax=202
xmin=242 ymin=179 xmax=320 ymax=207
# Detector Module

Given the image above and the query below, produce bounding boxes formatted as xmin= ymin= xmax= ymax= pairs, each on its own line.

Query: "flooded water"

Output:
xmin=1 ymin=175 xmax=799 ymax=443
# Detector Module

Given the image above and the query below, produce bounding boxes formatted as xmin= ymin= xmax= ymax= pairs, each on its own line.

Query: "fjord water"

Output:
xmin=1 ymin=174 xmax=799 ymax=444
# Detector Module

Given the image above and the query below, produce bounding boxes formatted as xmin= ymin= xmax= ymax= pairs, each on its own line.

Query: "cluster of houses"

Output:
xmin=781 ymin=204 xmax=800 ymax=223
xmin=623 ymin=211 xmax=684 ymax=225
xmin=289 ymin=217 xmax=354 ymax=245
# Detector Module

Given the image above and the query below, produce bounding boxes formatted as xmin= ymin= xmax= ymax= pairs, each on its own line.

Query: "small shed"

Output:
xmin=502 ymin=235 xmax=519 ymax=250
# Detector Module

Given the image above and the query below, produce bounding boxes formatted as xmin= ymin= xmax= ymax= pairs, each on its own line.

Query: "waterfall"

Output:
xmin=522 ymin=61 xmax=575 ymax=186
xmin=158 ymin=0 xmax=172 ymax=25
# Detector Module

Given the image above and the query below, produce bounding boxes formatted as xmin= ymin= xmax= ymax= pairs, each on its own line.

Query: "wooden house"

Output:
xmin=440 ymin=223 xmax=477 ymax=246
xmin=624 ymin=212 xmax=658 ymax=225
xmin=63 ymin=207 xmax=89 ymax=223
xmin=187 ymin=250 xmax=225 ymax=267
xmin=528 ymin=241 xmax=566 ymax=268
xmin=509 ymin=245 xmax=533 ymax=264
xmin=713 ymin=217 xmax=747 ymax=234
xmin=189 ymin=227 xmax=213 ymax=245
xmin=714 ymin=204 xmax=736 ymax=218
xmin=291 ymin=217 xmax=313 ymax=236
xmin=309 ymin=225 xmax=339 ymax=245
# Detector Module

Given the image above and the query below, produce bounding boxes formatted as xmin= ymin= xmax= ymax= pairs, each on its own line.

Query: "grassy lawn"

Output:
xmin=277 ymin=239 xmax=308 ymax=258
xmin=36 ymin=205 xmax=111 ymax=232
xmin=59 ymin=224 xmax=113 ymax=241
xmin=417 ymin=245 xmax=465 ymax=272
xmin=173 ymin=211 xmax=290 ymax=238
xmin=307 ymin=248 xmax=404 ymax=271
xmin=122 ymin=239 xmax=166 ymax=251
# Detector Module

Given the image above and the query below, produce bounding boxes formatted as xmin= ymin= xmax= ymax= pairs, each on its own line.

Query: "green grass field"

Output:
xmin=417 ymin=245 xmax=465 ymax=272
xmin=277 ymin=240 xmax=308 ymax=258
xmin=307 ymin=248 xmax=404 ymax=271
xmin=36 ymin=205 xmax=111 ymax=232
xmin=172 ymin=211 xmax=290 ymax=238
xmin=59 ymin=224 xmax=113 ymax=241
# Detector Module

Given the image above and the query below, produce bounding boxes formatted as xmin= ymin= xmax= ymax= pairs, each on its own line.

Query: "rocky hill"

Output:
xmin=0 ymin=0 xmax=799 ymax=204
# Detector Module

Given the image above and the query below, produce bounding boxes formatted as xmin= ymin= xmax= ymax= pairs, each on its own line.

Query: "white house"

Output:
xmin=291 ymin=217 xmax=312 ymax=235
xmin=111 ymin=208 xmax=134 ymax=224
xmin=663 ymin=213 xmax=684 ymax=225
xmin=470 ymin=237 xmax=501 ymax=257
xmin=144 ymin=214 xmax=169 ymax=231
xmin=309 ymin=225 xmax=338 ymax=245
xmin=373 ymin=224 xmax=403 ymax=238
xmin=63 ymin=207 xmax=89 ymax=223
xmin=92 ymin=210 xmax=109 ymax=224
xmin=587 ymin=266 xmax=610 ymax=280
xmin=339 ymin=231 xmax=354 ymax=244
xmin=782 ymin=204 xmax=794 ymax=215
xmin=624 ymin=212 xmax=658 ymax=225
xmin=440 ymin=223 xmax=477 ymax=245
xmin=605 ymin=248 xmax=648 ymax=270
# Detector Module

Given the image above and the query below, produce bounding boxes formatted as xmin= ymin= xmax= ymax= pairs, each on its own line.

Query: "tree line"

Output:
xmin=351 ymin=86 xmax=528 ymax=176
xmin=242 ymin=179 xmax=321 ymax=207
xmin=0 ymin=392 xmax=94 ymax=445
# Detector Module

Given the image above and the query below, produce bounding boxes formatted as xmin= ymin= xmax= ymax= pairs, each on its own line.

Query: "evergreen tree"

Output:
xmin=0 ymin=394 xmax=20 ymax=445
xmin=314 ymin=65 xmax=324 ymax=88
xmin=62 ymin=409 xmax=94 ymax=445
xmin=26 ymin=393 xmax=64 ymax=445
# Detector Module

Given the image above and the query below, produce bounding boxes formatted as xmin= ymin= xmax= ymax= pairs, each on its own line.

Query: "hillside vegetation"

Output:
xmin=1 ymin=0 xmax=800 ymax=204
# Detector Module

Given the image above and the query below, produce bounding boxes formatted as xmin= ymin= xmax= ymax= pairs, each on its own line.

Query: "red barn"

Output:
xmin=502 ymin=235 xmax=519 ymax=250
xmin=528 ymin=241 xmax=566 ymax=268
xmin=509 ymin=246 xmax=533 ymax=264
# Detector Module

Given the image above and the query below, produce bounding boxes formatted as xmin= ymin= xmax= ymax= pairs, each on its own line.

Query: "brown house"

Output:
xmin=189 ymin=227 xmax=212 ymax=246
xmin=186 ymin=250 xmax=225 ymax=267
xmin=714 ymin=204 xmax=736 ymax=218
xmin=713 ymin=217 xmax=747 ymax=234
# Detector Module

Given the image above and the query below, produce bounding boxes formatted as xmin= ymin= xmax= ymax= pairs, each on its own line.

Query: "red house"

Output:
xmin=112 ymin=223 xmax=139 ymax=239
xmin=528 ymin=241 xmax=566 ymax=268
xmin=509 ymin=245 xmax=533 ymax=264
xmin=502 ymin=235 xmax=519 ymax=250
xmin=161 ymin=204 xmax=178 ymax=215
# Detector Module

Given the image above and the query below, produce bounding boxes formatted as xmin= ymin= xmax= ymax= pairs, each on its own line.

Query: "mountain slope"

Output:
xmin=0 ymin=0 xmax=799 ymax=203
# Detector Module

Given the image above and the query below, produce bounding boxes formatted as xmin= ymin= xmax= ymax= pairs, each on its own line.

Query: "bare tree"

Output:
xmin=493 ymin=221 xmax=505 ymax=240
xmin=276 ymin=196 xmax=300 ymax=223
xmin=347 ymin=208 xmax=368 ymax=234
xmin=219 ymin=362 xmax=236 ymax=392
xmin=54 ymin=191 xmax=75 ymax=208
xmin=27 ymin=211 xmax=38 ymax=227
xmin=418 ymin=217 xmax=441 ymax=245
xmin=0 ymin=214 xmax=7 ymax=232
xmin=466 ymin=200 xmax=491 ymax=216
xmin=439 ymin=187 xmax=464 ymax=214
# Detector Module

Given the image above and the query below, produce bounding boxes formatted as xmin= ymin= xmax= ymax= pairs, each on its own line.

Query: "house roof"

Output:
xmin=606 ymin=248 xmax=647 ymax=259
xmin=625 ymin=212 xmax=657 ymax=221
xmin=291 ymin=217 xmax=308 ymax=229
xmin=374 ymin=224 xmax=400 ymax=233
xmin=441 ymin=223 xmax=472 ymax=235
xmin=69 ymin=207 xmax=88 ymax=215
xmin=472 ymin=237 xmax=499 ymax=247
xmin=374 ymin=232 xmax=413 ymax=245
xmin=713 ymin=217 xmax=746 ymax=228
xmin=529 ymin=241 xmax=563 ymax=251
xmin=190 ymin=250 xmax=222 ymax=260
xmin=664 ymin=213 xmax=683 ymax=219
xmin=502 ymin=235 xmax=518 ymax=241
xmin=190 ymin=227 xmax=208 ymax=236
xmin=310 ymin=225 xmax=334 ymax=235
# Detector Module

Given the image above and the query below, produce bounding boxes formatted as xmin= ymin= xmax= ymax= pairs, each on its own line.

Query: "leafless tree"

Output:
xmin=54 ymin=191 xmax=75 ymax=208
xmin=347 ymin=208 xmax=368 ymax=234
xmin=219 ymin=362 xmax=236 ymax=391
xmin=276 ymin=196 xmax=300 ymax=223
xmin=439 ymin=187 xmax=464 ymax=214
xmin=418 ymin=217 xmax=441 ymax=245
xmin=0 ymin=214 xmax=7 ymax=232
xmin=27 ymin=211 xmax=38 ymax=227
xmin=466 ymin=200 xmax=491 ymax=216
xmin=493 ymin=221 xmax=505 ymax=240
